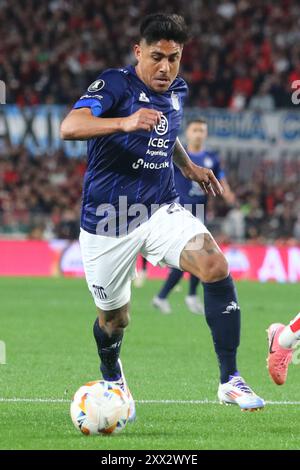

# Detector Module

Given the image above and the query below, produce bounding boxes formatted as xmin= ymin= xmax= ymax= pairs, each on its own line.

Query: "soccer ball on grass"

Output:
xmin=70 ymin=380 xmax=130 ymax=435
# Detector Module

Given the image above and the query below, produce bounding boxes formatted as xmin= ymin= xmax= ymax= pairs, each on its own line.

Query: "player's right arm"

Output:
xmin=60 ymin=69 xmax=161 ymax=140
xmin=60 ymin=107 xmax=162 ymax=140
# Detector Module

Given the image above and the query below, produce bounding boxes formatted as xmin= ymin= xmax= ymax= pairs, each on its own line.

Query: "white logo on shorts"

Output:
xmin=92 ymin=285 xmax=107 ymax=300
xmin=167 ymin=202 xmax=182 ymax=214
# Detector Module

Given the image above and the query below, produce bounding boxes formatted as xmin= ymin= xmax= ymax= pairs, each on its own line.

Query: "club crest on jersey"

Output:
xmin=139 ymin=91 xmax=150 ymax=103
xmin=155 ymin=115 xmax=168 ymax=136
xmin=171 ymin=92 xmax=180 ymax=111
xmin=88 ymin=79 xmax=105 ymax=92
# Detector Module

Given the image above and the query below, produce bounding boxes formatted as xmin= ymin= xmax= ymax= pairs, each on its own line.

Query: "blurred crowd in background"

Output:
xmin=1 ymin=145 xmax=300 ymax=243
xmin=1 ymin=0 xmax=300 ymax=242
xmin=1 ymin=0 xmax=300 ymax=109
xmin=0 ymin=145 xmax=83 ymax=240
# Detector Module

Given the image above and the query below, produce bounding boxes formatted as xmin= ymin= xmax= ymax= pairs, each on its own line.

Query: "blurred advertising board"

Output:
xmin=0 ymin=240 xmax=299 ymax=283
xmin=1 ymin=106 xmax=300 ymax=157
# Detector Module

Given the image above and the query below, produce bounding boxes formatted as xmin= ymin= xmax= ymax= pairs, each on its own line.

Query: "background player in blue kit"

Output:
xmin=153 ymin=118 xmax=235 ymax=314
xmin=60 ymin=13 xmax=265 ymax=416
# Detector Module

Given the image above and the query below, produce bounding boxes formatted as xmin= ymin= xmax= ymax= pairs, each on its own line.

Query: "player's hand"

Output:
xmin=120 ymin=108 xmax=162 ymax=133
xmin=183 ymin=162 xmax=224 ymax=197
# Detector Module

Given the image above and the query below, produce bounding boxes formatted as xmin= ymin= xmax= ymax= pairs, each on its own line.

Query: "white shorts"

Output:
xmin=79 ymin=203 xmax=210 ymax=310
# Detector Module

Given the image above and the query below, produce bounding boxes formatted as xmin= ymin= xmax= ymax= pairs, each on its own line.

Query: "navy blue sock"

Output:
xmin=189 ymin=275 xmax=200 ymax=296
xmin=93 ymin=318 xmax=123 ymax=381
xmin=158 ymin=268 xmax=184 ymax=299
xmin=202 ymin=275 xmax=240 ymax=384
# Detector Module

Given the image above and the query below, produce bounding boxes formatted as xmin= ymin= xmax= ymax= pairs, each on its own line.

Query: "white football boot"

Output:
xmin=218 ymin=375 xmax=265 ymax=411
xmin=185 ymin=295 xmax=204 ymax=315
xmin=152 ymin=296 xmax=172 ymax=314
xmin=110 ymin=359 xmax=136 ymax=422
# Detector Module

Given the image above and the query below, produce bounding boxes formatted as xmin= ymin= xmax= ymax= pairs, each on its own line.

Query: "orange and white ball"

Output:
xmin=70 ymin=380 xmax=130 ymax=435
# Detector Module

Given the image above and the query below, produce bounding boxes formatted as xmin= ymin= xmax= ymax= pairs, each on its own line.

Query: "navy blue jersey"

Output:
xmin=72 ymin=65 xmax=188 ymax=235
xmin=174 ymin=149 xmax=224 ymax=219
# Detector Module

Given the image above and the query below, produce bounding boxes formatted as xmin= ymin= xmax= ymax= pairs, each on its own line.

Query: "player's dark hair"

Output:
xmin=187 ymin=118 xmax=208 ymax=126
xmin=140 ymin=13 xmax=189 ymax=45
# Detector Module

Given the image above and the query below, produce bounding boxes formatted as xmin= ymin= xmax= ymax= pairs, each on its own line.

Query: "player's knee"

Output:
xmin=99 ymin=309 xmax=130 ymax=336
xmin=114 ymin=313 xmax=130 ymax=331
xmin=200 ymin=253 xmax=229 ymax=283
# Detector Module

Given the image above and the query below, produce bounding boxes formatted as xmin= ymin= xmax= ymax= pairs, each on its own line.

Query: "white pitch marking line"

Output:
xmin=138 ymin=399 xmax=300 ymax=405
xmin=0 ymin=398 xmax=69 ymax=403
xmin=0 ymin=398 xmax=299 ymax=405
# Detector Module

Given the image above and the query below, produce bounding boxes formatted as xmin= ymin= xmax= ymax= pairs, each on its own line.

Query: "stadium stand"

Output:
xmin=1 ymin=0 xmax=300 ymax=108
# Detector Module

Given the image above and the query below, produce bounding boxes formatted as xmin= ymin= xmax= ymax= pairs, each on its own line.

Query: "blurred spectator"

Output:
xmin=249 ymin=82 xmax=275 ymax=112
xmin=294 ymin=215 xmax=300 ymax=240
xmin=223 ymin=205 xmax=245 ymax=241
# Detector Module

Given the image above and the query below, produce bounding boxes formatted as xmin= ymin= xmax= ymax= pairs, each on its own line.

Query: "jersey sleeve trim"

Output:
xmin=73 ymin=68 xmax=129 ymax=116
xmin=73 ymin=97 xmax=103 ymax=117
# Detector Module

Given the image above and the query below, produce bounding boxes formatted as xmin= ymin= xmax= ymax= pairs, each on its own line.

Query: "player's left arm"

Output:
xmin=173 ymin=138 xmax=223 ymax=197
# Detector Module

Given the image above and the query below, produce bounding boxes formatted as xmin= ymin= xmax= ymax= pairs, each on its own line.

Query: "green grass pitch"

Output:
xmin=0 ymin=277 xmax=299 ymax=450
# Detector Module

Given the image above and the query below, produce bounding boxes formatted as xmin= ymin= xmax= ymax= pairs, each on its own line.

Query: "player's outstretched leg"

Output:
xmin=267 ymin=312 xmax=300 ymax=385
xmin=185 ymin=275 xmax=204 ymax=315
xmin=153 ymin=268 xmax=183 ymax=314
xmin=180 ymin=233 xmax=265 ymax=411
xmin=93 ymin=304 xmax=136 ymax=421
xmin=279 ymin=312 xmax=300 ymax=348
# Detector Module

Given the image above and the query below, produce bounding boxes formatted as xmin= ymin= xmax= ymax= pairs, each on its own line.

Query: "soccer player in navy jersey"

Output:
xmin=61 ymin=13 xmax=265 ymax=416
xmin=153 ymin=118 xmax=235 ymax=315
